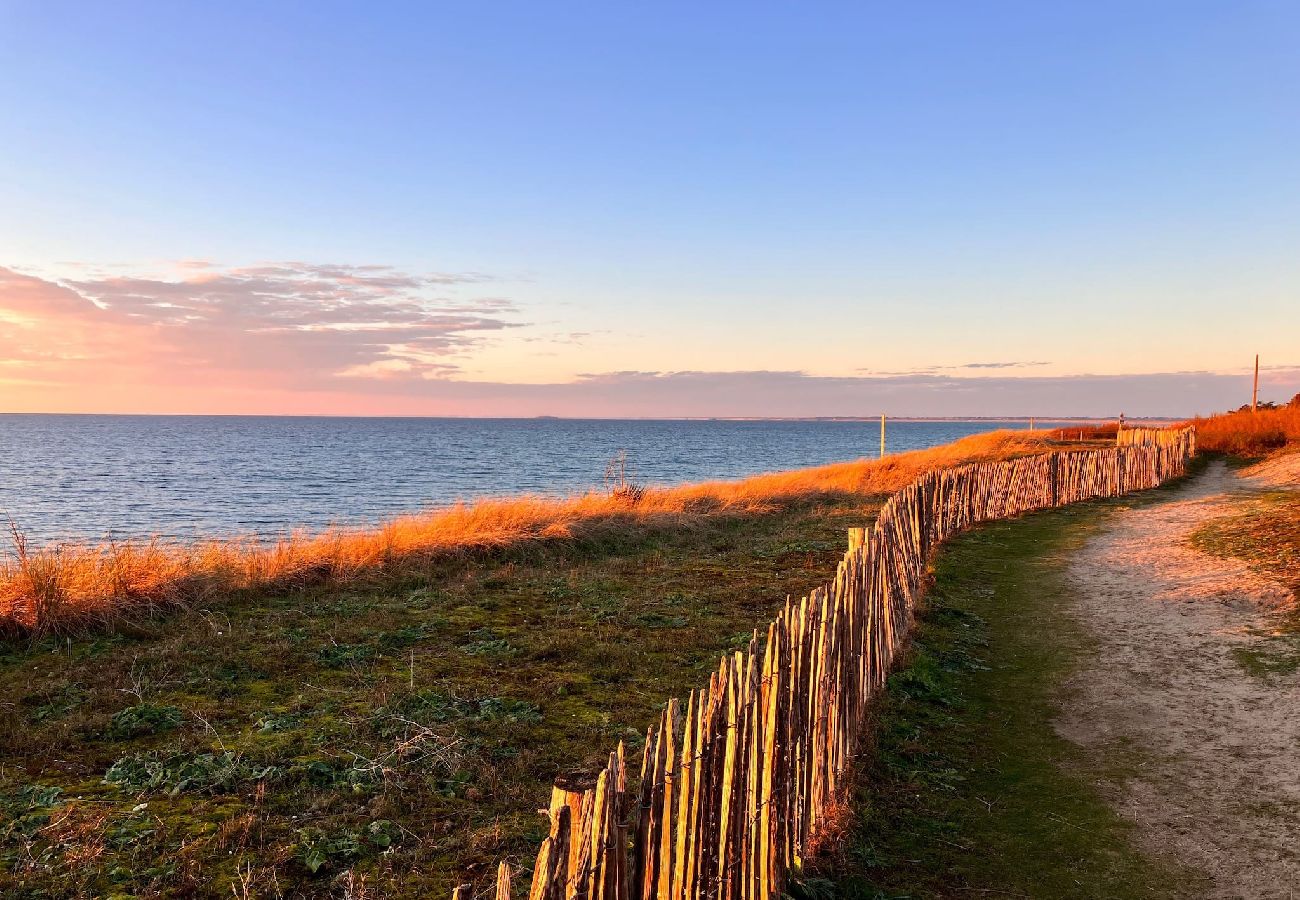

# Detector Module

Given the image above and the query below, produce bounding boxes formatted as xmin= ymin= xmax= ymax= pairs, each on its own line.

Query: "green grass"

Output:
xmin=0 ymin=495 xmax=878 ymax=899
xmin=803 ymin=501 xmax=1207 ymax=899
xmin=1189 ymin=488 xmax=1300 ymax=601
xmin=1231 ymin=645 xmax=1300 ymax=678
xmin=1189 ymin=486 xmax=1300 ymax=680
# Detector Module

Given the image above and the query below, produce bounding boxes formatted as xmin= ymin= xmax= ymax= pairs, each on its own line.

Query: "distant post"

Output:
xmin=1029 ymin=417 xmax=1035 ymax=432
xmin=880 ymin=414 xmax=886 ymax=459
xmin=1253 ymin=354 xmax=1260 ymax=413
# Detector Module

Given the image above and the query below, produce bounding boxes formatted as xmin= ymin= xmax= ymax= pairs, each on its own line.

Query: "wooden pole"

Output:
xmin=1253 ymin=354 xmax=1260 ymax=413
xmin=879 ymin=415 xmax=886 ymax=459
xmin=847 ymin=527 xmax=867 ymax=553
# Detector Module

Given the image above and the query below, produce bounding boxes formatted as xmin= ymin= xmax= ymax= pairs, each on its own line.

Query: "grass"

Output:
xmin=1188 ymin=489 xmax=1300 ymax=680
xmin=1045 ymin=422 xmax=1119 ymax=441
xmin=0 ymin=489 xmax=886 ymax=898
xmin=0 ymin=427 xmax=1168 ymax=897
xmin=1187 ymin=402 xmax=1300 ymax=456
xmin=1230 ymin=646 xmax=1300 ymax=678
xmin=801 ymin=499 xmax=1205 ymax=899
xmin=0 ymin=429 xmax=1055 ymax=637
xmin=1188 ymin=490 xmax=1300 ymax=600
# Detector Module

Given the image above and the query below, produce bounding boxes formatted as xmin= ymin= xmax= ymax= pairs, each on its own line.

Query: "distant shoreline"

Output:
xmin=0 ymin=412 xmax=1180 ymax=423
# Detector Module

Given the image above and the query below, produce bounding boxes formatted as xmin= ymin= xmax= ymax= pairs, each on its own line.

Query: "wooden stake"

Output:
xmin=497 ymin=862 xmax=513 ymax=900
xmin=879 ymin=414 xmax=886 ymax=459
xmin=846 ymin=527 xmax=867 ymax=554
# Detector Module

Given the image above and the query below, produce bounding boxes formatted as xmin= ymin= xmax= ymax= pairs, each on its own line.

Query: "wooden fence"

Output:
xmin=464 ymin=428 xmax=1196 ymax=900
xmin=1116 ymin=425 xmax=1196 ymax=453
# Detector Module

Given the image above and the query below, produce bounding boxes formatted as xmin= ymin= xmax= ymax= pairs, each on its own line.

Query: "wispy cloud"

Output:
xmin=1 ymin=262 xmax=522 ymax=388
xmin=858 ymin=361 xmax=1052 ymax=375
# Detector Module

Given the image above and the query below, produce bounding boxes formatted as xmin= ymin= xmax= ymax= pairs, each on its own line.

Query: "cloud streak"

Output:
xmin=1 ymin=263 xmax=521 ymax=388
xmin=958 ymin=361 xmax=1051 ymax=370
xmin=858 ymin=361 xmax=1053 ymax=376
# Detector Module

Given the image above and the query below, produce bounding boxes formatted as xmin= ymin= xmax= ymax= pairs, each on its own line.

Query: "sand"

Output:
xmin=1058 ymin=459 xmax=1300 ymax=898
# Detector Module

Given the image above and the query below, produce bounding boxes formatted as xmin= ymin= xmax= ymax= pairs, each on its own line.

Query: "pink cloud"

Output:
xmin=0 ymin=263 xmax=521 ymax=392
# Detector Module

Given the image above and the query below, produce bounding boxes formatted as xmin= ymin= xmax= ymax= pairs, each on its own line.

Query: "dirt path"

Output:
xmin=1059 ymin=460 xmax=1300 ymax=898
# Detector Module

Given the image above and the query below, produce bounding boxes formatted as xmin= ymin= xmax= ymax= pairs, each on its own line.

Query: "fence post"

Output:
xmin=551 ymin=773 xmax=598 ymax=900
xmin=847 ymin=527 xmax=867 ymax=553
xmin=498 ymin=862 xmax=514 ymax=900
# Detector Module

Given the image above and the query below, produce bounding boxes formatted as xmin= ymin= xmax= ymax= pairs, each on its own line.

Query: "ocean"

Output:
xmin=0 ymin=415 xmax=1039 ymax=546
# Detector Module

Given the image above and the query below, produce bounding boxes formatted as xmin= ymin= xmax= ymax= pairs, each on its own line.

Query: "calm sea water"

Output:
xmin=0 ymin=416 xmax=1037 ymax=546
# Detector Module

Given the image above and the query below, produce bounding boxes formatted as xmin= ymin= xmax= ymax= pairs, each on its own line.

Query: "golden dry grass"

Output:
xmin=1187 ymin=403 xmax=1300 ymax=456
xmin=1045 ymin=422 xmax=1119 ymax=441
xmin=0 ymin=430 xmax=1055 ymax=636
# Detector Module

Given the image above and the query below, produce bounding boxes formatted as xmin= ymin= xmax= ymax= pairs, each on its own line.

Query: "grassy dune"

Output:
xmin=1 ymin=430 xmax=1051 ymax=636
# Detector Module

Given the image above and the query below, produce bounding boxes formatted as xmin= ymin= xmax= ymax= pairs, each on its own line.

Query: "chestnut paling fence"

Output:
xmin=465 ymin=428 xmax=1196 ymax=900
xmin=1117 ymin=425 xmax=1197 ymax=451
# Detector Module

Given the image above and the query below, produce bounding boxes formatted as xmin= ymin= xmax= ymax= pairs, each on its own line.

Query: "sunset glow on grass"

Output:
xmin=1190 ymin=403 xmax=1300 ymax=456
xmin=0 ymin=429 xmax=1053 ymax=635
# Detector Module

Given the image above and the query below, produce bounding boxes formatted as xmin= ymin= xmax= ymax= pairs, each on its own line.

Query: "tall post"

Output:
xmin=879 ymin=414 xmax=886 ymax=459
xmin=1253 ymin=354 xmax=1260 ymax=413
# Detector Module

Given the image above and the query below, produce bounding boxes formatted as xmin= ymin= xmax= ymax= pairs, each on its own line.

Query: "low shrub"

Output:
xmin=107 ymin=703 xmax=183 ymax=739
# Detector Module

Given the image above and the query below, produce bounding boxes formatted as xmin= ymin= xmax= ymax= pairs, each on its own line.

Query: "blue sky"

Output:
xmin=1 ymin=1 xmax=1298 ymax=415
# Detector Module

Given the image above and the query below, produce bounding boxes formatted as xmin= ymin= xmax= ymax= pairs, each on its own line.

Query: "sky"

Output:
xmin=1 ymin=1 xmax=1297 ymax=417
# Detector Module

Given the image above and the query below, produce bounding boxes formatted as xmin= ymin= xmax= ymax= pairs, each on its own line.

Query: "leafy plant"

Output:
xmin=292 ymin=757 xmax=381 ymax=793
xmin=108 ymin=703 xmax=183 ymax=739
xmin=459 ymin=628 xmax=515 ymax=656
xmin=13 ymin=784 xmax=62 ymax=810
xmin=26 ymin=684 xmax=87 ymax=723
xmin=104 ymin=751 xmax=280 ymax=795
xmin=252 ymin=711 xmax=300 ymax=734
xmin=373 ymin=690 xmax=540 ymax=737
xmin=296 ymin=820 xmax=399 ymax=874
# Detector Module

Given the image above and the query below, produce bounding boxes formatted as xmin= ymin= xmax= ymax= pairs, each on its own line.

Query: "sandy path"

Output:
xmin=1058 ymin=460 xmax=1300 ymax=898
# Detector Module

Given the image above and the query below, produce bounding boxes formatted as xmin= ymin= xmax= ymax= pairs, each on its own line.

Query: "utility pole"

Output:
xmin=1252 ymin=354 xmax=1260 ymax=413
